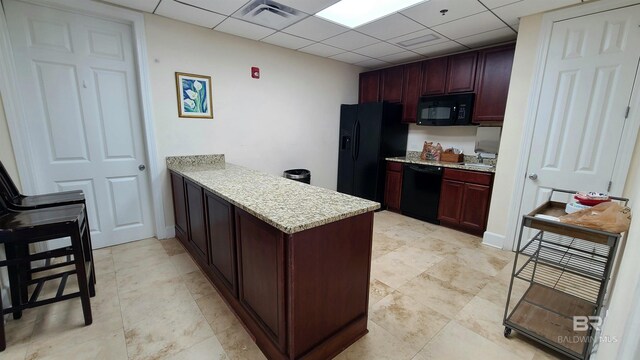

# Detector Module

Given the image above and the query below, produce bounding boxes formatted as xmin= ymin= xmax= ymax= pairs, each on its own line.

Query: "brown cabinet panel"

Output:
xmin=421 ymin=57 xmax=448 ymax=96
xmin=236 ymin=208 xmax=286 ymax=351
xmin=401 ymin=62 xmax=422 ymax=123
xmin=381 ymin=66 xmax=404 ymax=103
xmin=459 ymin=183 xmax=491 ymax=232
xmin=438 ymin=179 xmax=465 ymax=223
xmin=384 ymin=167 xmax=403 ymax=211
xmin=443 ymin=168 xmax=493 ymax=186
xmin=359 ymin=71 xmax=380 ymax=103
xmin=205 ymin=190 xmax=237 ymax=296
xmin=170 ymin=172 xmax=188 ymax=244
xmin=473 ymin=44 xmax=515 ymax=123
xmin=446 ymin=52 xmax=478 ymax=93
xmin=185 ymin=179 xmax=208 ymax=262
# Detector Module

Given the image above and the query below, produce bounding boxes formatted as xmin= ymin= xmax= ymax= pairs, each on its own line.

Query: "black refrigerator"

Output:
xmin=337 ymin=102 xmax=408 ymax=203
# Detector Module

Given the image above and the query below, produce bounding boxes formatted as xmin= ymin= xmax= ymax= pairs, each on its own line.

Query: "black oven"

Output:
xmin=417 ymin=93 xmax=474 ymax=126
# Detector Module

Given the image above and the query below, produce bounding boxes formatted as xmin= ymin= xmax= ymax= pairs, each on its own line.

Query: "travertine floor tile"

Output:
xmin=216 ymin=321 xmax=267 ymax=360
xmin=160 ymin=237 xmax=186 ymax=256
xmin=26 ymin=329 xmax=128 ymax=360
xmin=182 ymin=270 xmax=216 ymax=300
xmin=371 ymin=254 xmax=424 ymax=289
xmin=195 ymin=292 xmax=240 ymax=334
xmin=369 ymin=278 xmax=393 ymax=306
xmin=398 ymin=272 xmax=474 ymax=318
xmin=170 ymin=253 xmax=200 ymax=275
xmin=166 ymin=336 xmax=228 ymax=360
xmin=426 ymin=256 xmax=493 ymax=294
xmin=334 ymin=321 xmax=418 ymax=360
xmin=115 ymin=261 xmax=179 ymax=294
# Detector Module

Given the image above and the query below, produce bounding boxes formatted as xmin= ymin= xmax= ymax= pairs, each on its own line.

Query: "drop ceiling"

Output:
xmin=101 ymin=0 xmax=584 ymax=69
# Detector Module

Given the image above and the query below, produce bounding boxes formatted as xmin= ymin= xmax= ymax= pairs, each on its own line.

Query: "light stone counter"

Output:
xmin=386 ymin=151 xmax=496 ymax=173
xmin=167 ymin=155 xmax=380 ymax=234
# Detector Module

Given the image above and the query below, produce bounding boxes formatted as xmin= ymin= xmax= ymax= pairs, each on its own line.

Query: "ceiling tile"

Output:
xmin=329 ymin=52 xmax=372 ymax=64
xmin=456 ymin=27 xmax=517 ymax=47
xmin=177 ymin=0 xmax=248 ymax=16
xmin=432 ymin=11 xmax=505 ymax=39
xmin=353 ymin=42 xmax=405 ymax=58
xmin=155 ymin=0 xmax=226 ymax=28
xmin=322 ymin=31 xmax=378 ymax=51
xmin=215 ymin=17 xmax=276 ymax=40
xmin=492 ymin=0 xmax=580 ymax=24
xmin=276 ymin=0 xmax=341 ymax=14
xmin=354 ymin=58 xmax=390 ymax=69
xmin=413 ymin=41 xmax=466 ymax=57
xmin=389 ymin=28 xmax=448 ymax=49
xmin=102 ymin=0 xmax=160 ymax=12
xmin=260 ymin=32 xmax=314 ymax=49
xmin=282 ymin=16 xmax=348 ymax=41
xmin=355 ymin=13 xmax=425 ymax=41
xmin=378 ymin=51 xmax=424 ymax=64
xmin=479 ymin=0 xmax=523 ymax=9
xmin=401 ymin=0 xmax=486 ymax=28
xmin=298 ymin=43 xmax=344 ymax=57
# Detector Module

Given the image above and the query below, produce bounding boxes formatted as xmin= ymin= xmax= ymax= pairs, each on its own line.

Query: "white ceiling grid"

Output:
xmin=102 ymin=0 xmax=583 ymax=68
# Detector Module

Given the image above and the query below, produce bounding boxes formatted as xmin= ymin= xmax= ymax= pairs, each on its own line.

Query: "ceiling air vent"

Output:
xmin=236 ymin=0 xmax=304 ymax=30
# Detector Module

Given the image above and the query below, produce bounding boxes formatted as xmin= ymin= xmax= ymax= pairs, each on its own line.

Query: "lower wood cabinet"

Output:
xmin=205 ymin=190 xmax=237 ymax=296
xmin=438 ymin=168 xmax=493 ymax=236
xmin=170 ymin=172 xmax=188 ymax=244
xmin=185 ymin=179 xmax=208 ymax=263
xmin=384 ymin=161 xmax=403 ymax=211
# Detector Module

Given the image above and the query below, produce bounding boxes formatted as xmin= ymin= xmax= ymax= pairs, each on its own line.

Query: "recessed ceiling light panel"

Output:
xmin=316 ymin=0 xmax=428 ymax=28
xmin=397 ymin=34 xmax=439 ymax=47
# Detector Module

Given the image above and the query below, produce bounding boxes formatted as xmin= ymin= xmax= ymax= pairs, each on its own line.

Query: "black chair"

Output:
xmin=0 ymin=196 xmax=94 ymax=351
xmin=0 ymin=161 xmax=96 ymax=285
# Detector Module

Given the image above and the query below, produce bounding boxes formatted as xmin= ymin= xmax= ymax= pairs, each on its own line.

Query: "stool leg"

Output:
xmin=0 ymin=288 xmax=6 ymax=351
xmin=71 ymin=227 xmax=92 ymax=326
xmin=16 ymin=244 xmax=29 ymax=308
xmin=81 ymin=221 xmax=95 ymax=297
xmin=4 ymin=244 xmax=22 ymax=320
xmin=83 ymin=206 xmax=96 ymax=286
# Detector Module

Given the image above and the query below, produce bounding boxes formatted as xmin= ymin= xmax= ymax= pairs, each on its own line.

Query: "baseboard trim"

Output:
xmin=163 ymin=226 xmax=176 ymax=239
xmin=482 ymin=231 xmax=506 ymax=249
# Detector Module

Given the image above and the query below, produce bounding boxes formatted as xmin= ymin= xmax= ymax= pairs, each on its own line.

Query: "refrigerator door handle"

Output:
xmin=354 ymin=121 xmax=361 ymax=160
xmin=351 ymin=120 xmax=357 ymax=160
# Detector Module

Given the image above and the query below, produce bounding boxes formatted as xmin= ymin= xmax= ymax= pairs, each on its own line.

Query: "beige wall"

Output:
xmin=0 ymin=94 xmax=21 ymax=190
xmin=143 ymin=14 xmax=362 ymax=229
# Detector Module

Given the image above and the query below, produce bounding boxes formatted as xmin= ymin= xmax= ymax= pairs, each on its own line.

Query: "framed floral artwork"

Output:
xmin=175 ymin=72 xmax=213 ymax=119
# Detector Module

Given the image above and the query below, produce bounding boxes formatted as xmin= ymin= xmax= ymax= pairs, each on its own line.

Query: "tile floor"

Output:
xmin=1 ymin=211 xmax=565 ymax=360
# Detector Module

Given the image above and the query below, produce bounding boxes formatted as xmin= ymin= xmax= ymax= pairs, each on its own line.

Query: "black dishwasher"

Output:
xmin=400 ymin=164 xmax=443 ymax=224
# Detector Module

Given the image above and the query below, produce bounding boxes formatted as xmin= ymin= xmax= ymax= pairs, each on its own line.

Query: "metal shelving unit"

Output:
xmin=503 ymin=189 xmax=628 ymax=360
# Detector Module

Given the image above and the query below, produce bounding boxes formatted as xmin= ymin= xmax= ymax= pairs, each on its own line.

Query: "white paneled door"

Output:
xmin=5 ymin=0 xmax=155 ymax=248
xmin=520 ymin=4 xmax=640 ymax=232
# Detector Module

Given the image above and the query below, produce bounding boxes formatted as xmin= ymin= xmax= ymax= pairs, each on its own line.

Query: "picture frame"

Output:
xmin=175 ymin=72 xmax=213 ymax=119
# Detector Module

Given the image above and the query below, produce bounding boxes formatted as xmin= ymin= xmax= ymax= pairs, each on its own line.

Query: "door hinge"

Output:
xmin=608 ymin=181 xmax=612 ymax=192
xmin=625 ymin=106 xmax=631 ymax=119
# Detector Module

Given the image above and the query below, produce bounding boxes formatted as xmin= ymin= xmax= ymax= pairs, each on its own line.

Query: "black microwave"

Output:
xmin=416 ymin=93 xmax=474 ymax=126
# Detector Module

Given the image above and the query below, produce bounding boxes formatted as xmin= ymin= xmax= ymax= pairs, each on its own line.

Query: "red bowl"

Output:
xmin=574 ymin=195 xmax=610 ymax=206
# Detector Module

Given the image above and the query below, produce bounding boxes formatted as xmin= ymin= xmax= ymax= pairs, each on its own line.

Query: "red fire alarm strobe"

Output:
xmin=251 ymin=67 xmax=260 ymax=79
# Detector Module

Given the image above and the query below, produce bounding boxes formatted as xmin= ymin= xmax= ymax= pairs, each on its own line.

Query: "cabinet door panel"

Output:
xmin=381 ymin=66 xmax=403 ymax=103
xmin=185 ymin=180 xmax=208 ymax=262
xmin=473 ymin=44 xmax=515 ymax=123
xmin=384 ymin=169 xmax=403 ymax=211
xmin=206 ymin=190 xmax=237 ymax=295
xmin=438 ymin=179 xmax=464 ymax=223
xmin=236 ymin=209 xmax=286 ymax=350
xmin=359 ymin=71 xmax=380 ymax=103
xmin=446 ymin=52 xmax=478 ymax=93
xmin=460 ymin=183 xmax=491 ymax=232
xmin=421 ymin=57 xmax=447 ymax=96
xmin=402 ymin=62 xmax=422 ymax=123
xmin=170 ymin=172 xmax=188 ymax=244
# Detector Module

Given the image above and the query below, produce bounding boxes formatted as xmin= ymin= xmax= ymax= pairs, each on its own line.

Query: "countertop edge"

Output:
xmin=385 ymin=157 xmax=496 ymax=173
xmin=168 ymin=166 xmax=380 ymax=234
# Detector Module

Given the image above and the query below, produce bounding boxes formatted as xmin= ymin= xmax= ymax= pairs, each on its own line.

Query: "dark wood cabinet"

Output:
xmin=170 ymin=172 xmax=188 ymax=244
xmin=438 ymin=168 xmax=493 ymax=236
xmin=401 ymin=62 xmax=422 ymax=123
xmin=359 ymin=71 xmax=380 ymax=103
xmin=384 ymin=161 xmax=403 ymax=211
xmin=185 ymin=179 xmax=208 ymax=262
xmin=235 ymin=208 xmax=286 ymax=351
xmin=205 ymin=190 xmax=237 ymax=296
xmin=421 ymin=57 xmax=448 ymax=96
xmin=381 ymin=66 xmax=404 ymax=103
xmin=446 ymin=52 xmax=478 ymax=93
xmin=473 ymin=44 xmax=516 ymax=123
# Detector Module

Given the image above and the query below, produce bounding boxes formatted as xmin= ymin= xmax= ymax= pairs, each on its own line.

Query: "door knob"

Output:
xmin=138 ymin=164 xmax=146 ymax=171
xmin=528 ymin=173 xmax=538 ymax=180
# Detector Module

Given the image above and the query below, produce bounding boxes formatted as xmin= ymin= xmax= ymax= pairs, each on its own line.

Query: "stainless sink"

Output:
xmin=463 ymin=163 xmax=495 ymax=169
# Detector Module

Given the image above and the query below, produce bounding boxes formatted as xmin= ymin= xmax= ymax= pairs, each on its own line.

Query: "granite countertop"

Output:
xmin=167 ymin=155 xmax=380 ymax=234
xmin=386 ymin=152 xmax=496 ymax=173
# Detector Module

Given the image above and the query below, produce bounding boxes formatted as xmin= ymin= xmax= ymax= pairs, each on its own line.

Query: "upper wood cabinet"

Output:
xmin=421 ymin=57 xmax=448 ymax=96
xmin=359 ymin=71 xmax=380 ymax=103
xmin=401 ymin=62 xmax=422 ymax=123
xmin=473 ymin=44 xmax=516 ymax=123
xmin=381 ymin=66 xmax=404 ymax=103
xmin=446 ymin=52 xmax=478 ymax=93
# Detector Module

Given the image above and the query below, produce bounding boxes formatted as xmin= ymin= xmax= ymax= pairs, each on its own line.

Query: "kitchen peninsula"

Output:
xmin=167 ymin=155 xmax=380 ymax=360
